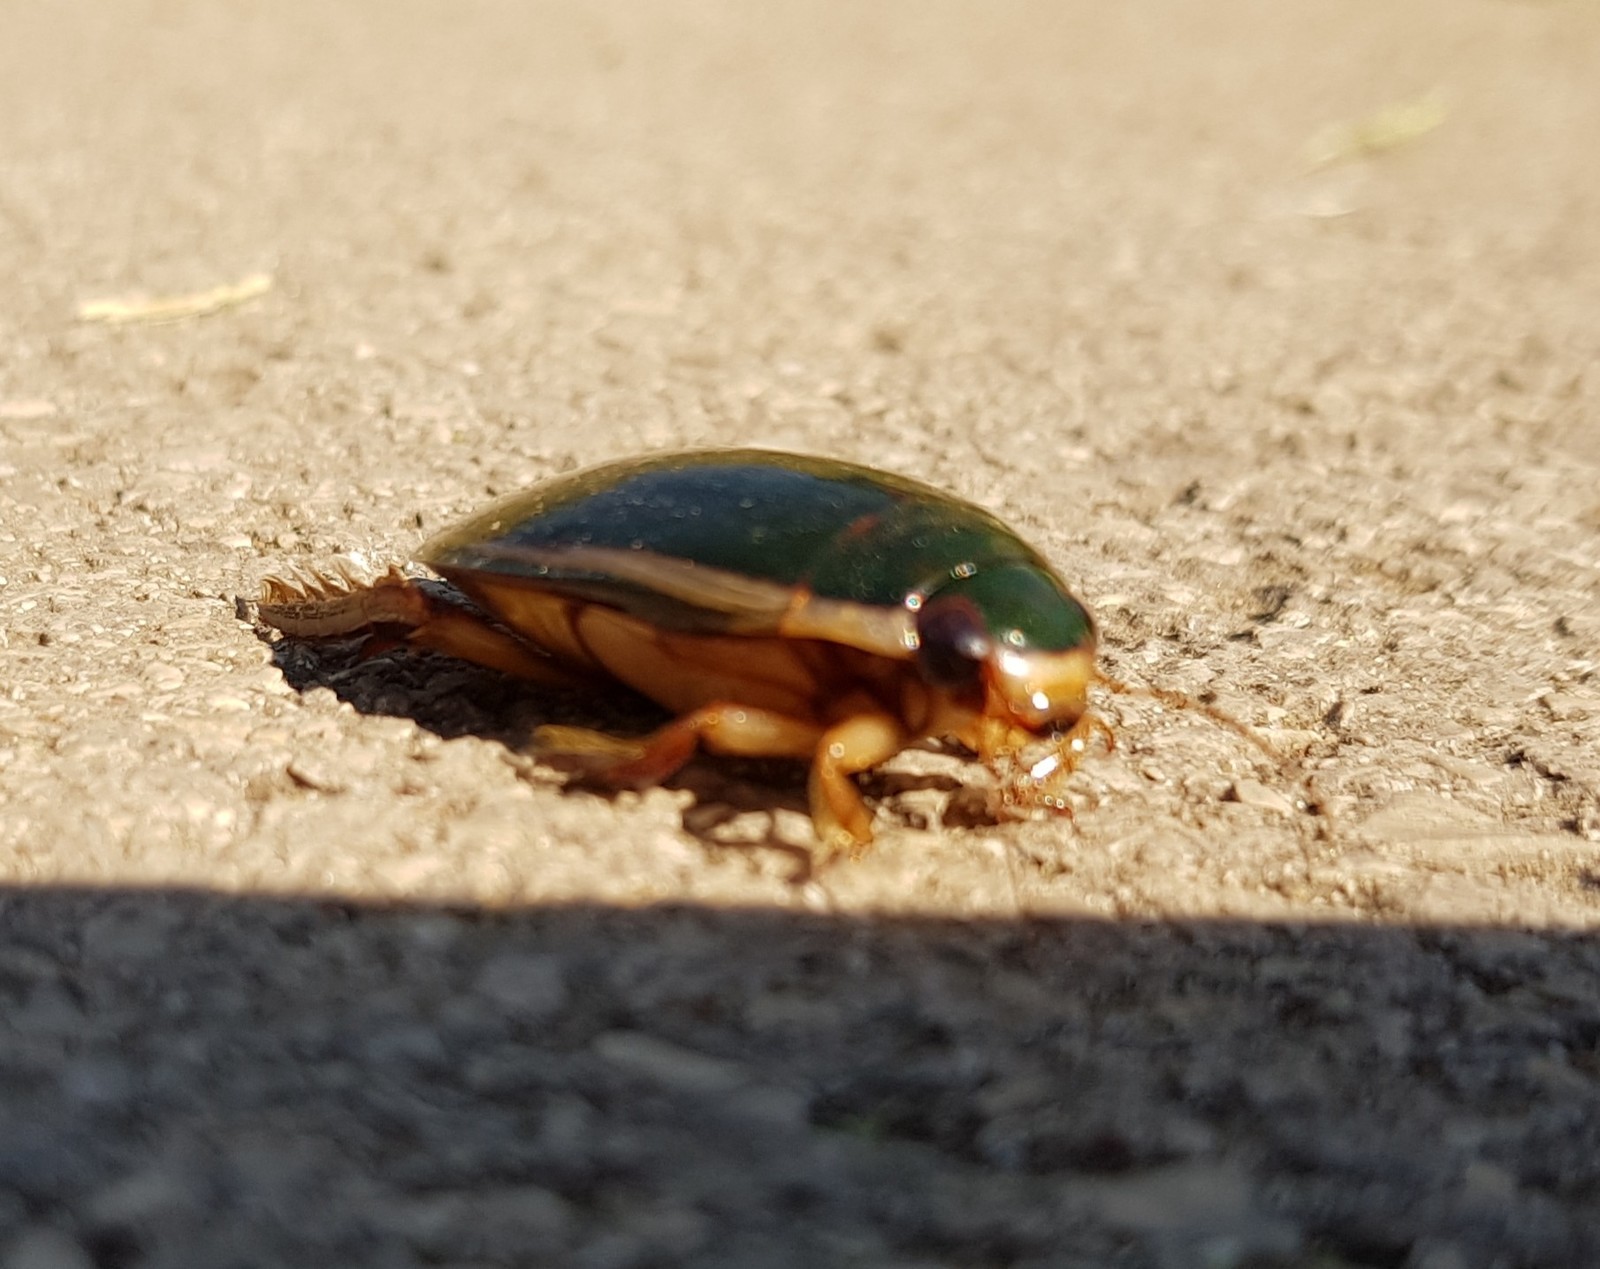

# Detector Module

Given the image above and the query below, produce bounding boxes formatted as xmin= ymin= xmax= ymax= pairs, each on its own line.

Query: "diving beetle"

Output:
xmin=257 ymin=449 xmax=1115 ymax=852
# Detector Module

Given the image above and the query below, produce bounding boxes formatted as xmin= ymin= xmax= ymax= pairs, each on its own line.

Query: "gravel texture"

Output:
xmin=2 ymin=1 xmax=1599 ymax=1266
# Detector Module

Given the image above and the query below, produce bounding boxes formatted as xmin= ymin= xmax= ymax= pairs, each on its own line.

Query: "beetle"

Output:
xmin=257 ymin=448 xmax=1116 ymax=852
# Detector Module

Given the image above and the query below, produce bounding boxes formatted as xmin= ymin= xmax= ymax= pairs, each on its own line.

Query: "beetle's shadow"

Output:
xmin=267 ymin=631 xmax=651 ymax=750
xmin=261 ymin=629 xmax=983 ymax=879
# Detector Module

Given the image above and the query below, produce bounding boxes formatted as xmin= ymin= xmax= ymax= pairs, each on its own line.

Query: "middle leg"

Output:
xmin=535 ymin=703 xmax=824 ymax=789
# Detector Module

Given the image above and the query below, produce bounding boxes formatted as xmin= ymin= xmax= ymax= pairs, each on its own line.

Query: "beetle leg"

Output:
xmin=809 ymin=709 xmax=908 ymax=854
xmin=259 ymin=566 xmax=583 ymax=688
xmin=400 ymin=604 xmax=585 ymax=687
xmin=995 ymin=709 xmax=1113 ymax=817
xmin=540 ymin=703 xmax=909 ymax=853
xmin=536 ymin=704 xmax=823 ymax=790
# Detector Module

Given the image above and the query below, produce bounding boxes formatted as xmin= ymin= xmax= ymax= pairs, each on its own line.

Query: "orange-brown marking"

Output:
xmin=257 ymin=564 xmax=1014 ymax=849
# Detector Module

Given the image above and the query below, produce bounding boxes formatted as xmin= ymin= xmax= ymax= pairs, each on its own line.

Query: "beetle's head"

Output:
xmin=913 ymin=561 xmax=1100 ymax=812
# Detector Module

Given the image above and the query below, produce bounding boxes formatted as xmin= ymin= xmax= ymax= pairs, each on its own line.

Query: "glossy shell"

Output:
xmin=422 ymin=449 xmax=1093 ymax=658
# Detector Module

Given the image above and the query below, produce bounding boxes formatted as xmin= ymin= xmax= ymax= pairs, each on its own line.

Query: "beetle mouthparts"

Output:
xmin=991 ymin=712 xmax=1116 ymax=820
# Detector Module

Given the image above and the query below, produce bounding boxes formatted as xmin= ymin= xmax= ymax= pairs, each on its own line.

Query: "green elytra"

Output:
xmin=422 ymin=448 xmax=1094 ymax=654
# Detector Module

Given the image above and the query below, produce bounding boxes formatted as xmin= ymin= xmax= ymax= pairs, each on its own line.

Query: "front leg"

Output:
xmin=809 ymin=707 xmax=908 ymax=854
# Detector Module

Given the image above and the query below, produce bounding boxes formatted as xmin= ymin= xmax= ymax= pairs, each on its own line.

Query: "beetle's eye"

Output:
xmin=915 ymin=595 xmax=992 ymax=693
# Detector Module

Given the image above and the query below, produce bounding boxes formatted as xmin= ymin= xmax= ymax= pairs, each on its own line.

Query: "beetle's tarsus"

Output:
xmin=986 ymin=708 xmax=1108 ymax=819
xmin=534 ymin=723 xmax=697 ymax=788
xmin=532 ymin=725 xmax=645 ymax=760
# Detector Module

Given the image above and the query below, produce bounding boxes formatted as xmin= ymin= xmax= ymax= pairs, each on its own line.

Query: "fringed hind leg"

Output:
xmin=257 ymin=562 xmax=584 ymax=688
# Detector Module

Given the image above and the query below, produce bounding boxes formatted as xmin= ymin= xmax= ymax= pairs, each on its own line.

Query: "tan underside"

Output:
xmin=445 ymin=574 xmax=955 ymax=851
xmin=456 ymin=576 xmax=849 ymax=723
xmin=258 ymin=565 xmax=1016 ymax=851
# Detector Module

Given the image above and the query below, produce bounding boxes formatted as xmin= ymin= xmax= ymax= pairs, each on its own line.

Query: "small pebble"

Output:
xmin=1225 ymin=779 xmax=1296 ymax=815
xmin=286 ymin=757 xmax=347 ymax=793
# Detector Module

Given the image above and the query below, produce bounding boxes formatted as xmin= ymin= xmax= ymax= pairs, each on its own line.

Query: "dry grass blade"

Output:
xmin=1304 ymin=89 xmax=1448 ymax=169
xmin=77 ymin=271 xmax=273 ymax=325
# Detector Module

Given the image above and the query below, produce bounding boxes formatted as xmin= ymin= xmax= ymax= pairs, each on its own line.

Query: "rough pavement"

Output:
xmin=2 ymin=1 xmax=1599 ymax=1266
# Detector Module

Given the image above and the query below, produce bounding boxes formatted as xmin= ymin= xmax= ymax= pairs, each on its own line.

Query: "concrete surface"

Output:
xmin=2 ymin=1 xmax=1598 ymax=1265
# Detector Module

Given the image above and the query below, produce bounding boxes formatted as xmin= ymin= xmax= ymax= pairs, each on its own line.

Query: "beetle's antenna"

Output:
xmin=1094 ymin=671 xmax=1274 ymax=760
xmin=1093 ymin=670 xmax=1322 ymax=819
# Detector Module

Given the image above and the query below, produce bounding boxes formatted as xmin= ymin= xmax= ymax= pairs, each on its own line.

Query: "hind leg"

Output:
xmin=258 ymin=565 xmax=582 ymax=687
